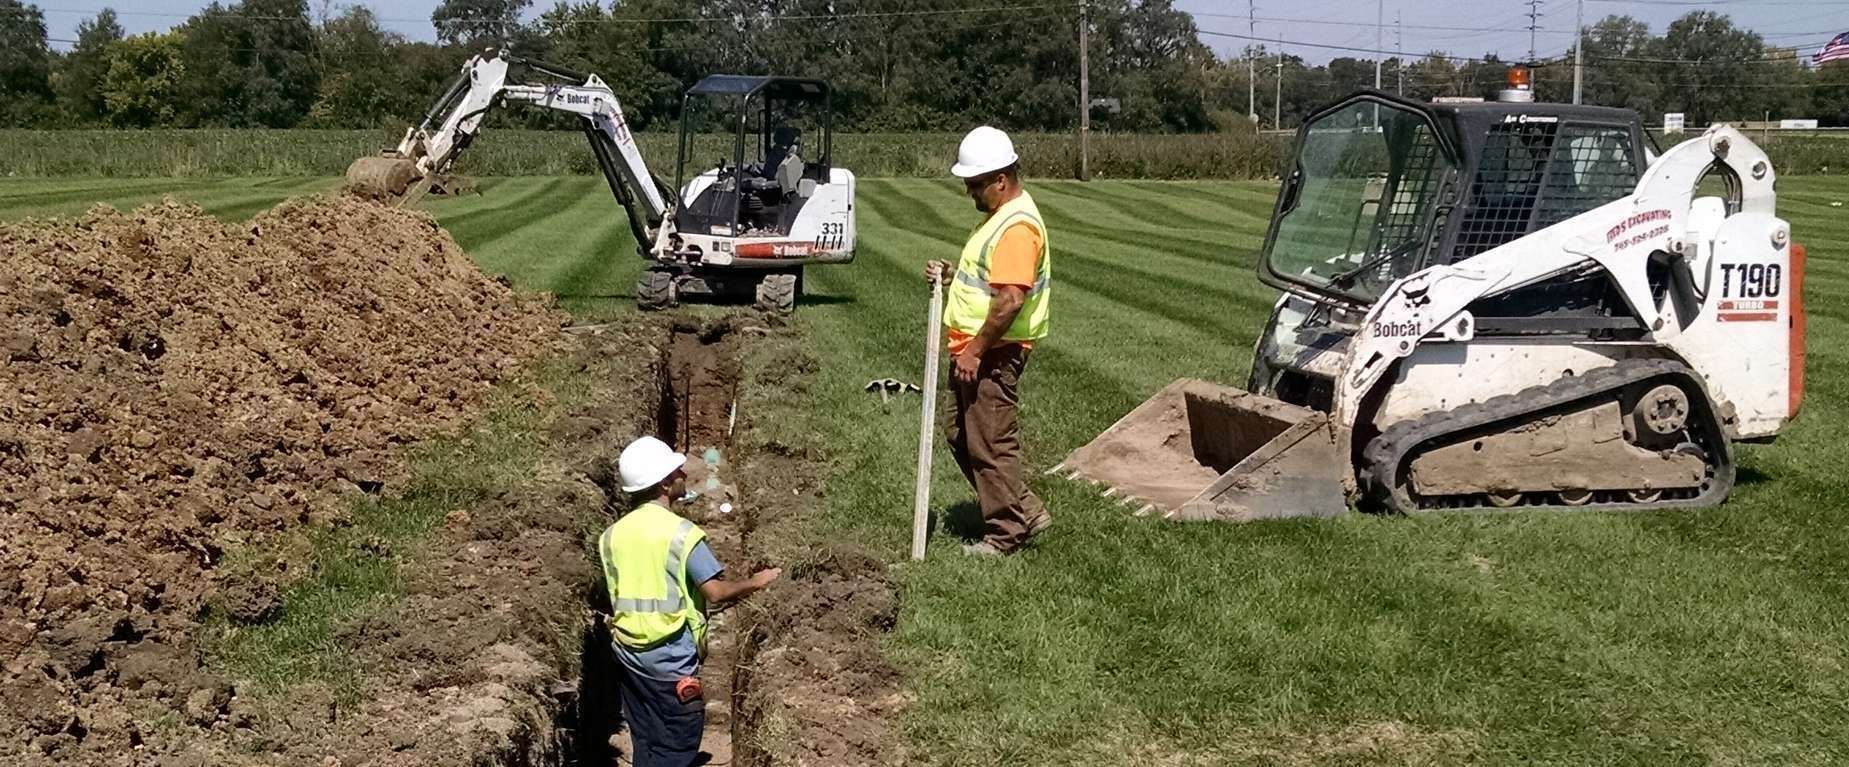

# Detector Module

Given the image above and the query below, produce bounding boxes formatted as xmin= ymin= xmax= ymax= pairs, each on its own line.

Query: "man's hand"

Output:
xmin=953 ymin=347 xmax=982 ymax=384
xmin=749 ymin=568 xmax=782 ymax=589
xmin=923 ymin=260 xmax=953 ymax=286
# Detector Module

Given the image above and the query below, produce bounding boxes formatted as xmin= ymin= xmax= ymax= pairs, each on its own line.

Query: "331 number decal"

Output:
xmin=814 ymin=221 xmax=846 ymax=250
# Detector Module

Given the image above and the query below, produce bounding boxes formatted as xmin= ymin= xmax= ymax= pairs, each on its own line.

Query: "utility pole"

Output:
xmin=1395 ymin=12 xmax=1404 ymax=95
xmin=1248 ymin=0 xmax=1257 ymax=123
xmin=1078 ymin=0 xmax=1090 ymax=181
xmin=1368 ymin=0 xmax=1383 ymax=127
xmin=1525 ymin=0 xmax=1542 ymax=62
xmin=1374 ymin=0 xmax=1383 ymax=91
xmin=1572 ymin=0 xmax=1584 ymax=104
xmin=1274 ymin=39 xmax=1283 ymax=129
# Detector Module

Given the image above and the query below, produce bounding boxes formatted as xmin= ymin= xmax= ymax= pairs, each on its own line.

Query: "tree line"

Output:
xmin=0 ymin=0 xmax=1843 ymax=132
xmin=1214 ymin=13 xmax=1849 ymax=130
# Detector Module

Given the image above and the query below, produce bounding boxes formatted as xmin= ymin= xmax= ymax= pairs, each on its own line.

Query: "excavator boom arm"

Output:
xmin=361 ymin=51 xmax=669 ymax=241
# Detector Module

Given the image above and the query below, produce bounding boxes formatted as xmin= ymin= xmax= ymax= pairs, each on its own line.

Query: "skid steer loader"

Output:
xmin=1056 ymin=83 xmax=1806 ymax=521
xmin=346 ymin=51 xmax=855 ymax=314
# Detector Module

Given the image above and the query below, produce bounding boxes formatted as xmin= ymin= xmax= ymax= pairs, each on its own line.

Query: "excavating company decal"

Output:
xmin=1717 ymin=262 xmax=1784 ymax=322
xmin=1606 ymin=208 xmax=1672 ymax=251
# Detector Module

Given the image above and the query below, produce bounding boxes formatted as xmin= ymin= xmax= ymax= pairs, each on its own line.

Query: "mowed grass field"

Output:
xmin=6 ymin=175 xmax=1847 ymax=764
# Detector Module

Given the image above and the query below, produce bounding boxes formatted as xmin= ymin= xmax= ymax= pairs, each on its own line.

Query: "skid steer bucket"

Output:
xmin=1051 ymin=378 xmax=1347 ymax=522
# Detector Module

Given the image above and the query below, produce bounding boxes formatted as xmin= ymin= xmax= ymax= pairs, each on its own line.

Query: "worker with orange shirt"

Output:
xmin=923 ymin=126 xmax=1052 ymax=557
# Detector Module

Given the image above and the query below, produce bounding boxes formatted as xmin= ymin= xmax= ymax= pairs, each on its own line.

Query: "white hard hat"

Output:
xmin=617 ymin=436 xmax=687 ymax=493
xmin=951 ymin=126 xmax=1019 ymax=178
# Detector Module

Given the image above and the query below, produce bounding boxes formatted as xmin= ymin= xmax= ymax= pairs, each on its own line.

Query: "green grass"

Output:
xmin=5 ymin=175 xmax=1846 ymax=764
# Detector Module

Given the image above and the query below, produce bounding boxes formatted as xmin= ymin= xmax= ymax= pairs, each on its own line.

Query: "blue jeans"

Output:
xmin=618 ymin=667 xmax=704 ymax=767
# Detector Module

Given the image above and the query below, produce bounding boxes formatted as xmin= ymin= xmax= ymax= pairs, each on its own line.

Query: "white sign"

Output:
xmin=1664 ymin=113 xmax=1686 ymax=134
xmin=1779 ymin=119 xmax=1819 ymax=129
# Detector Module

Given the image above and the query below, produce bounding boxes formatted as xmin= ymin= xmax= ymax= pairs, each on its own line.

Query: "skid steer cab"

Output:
xmin=642 ymin=75 xmax=857 ymax=314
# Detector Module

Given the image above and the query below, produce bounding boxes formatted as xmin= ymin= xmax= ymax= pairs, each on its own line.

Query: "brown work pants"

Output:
xmin=946 ymin=343 xmax=1047 ymax=551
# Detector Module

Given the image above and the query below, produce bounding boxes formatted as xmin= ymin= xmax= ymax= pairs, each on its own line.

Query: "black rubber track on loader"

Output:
xmin=1359 ymin=357 xmax=1736 ymax=513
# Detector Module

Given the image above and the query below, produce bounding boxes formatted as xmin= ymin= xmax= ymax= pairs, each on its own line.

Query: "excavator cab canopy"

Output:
xmin=1259 ymin=90 xmax=1648 ymax=305
xmin=673 ymin=76 xmax=835 ymax=237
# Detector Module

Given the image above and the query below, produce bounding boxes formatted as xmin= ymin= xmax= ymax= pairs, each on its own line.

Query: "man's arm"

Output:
xmin=685 ymin=540 xmax=781 ymax=605
xmin=699 ymin=567 xmax=781 ymax=604
xmin=963 ymin=286 xmax=1026 ymax=358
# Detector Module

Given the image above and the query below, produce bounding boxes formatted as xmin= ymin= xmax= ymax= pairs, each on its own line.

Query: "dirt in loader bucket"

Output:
xmin=1054 ymin=378 xmax=1349 ymax=521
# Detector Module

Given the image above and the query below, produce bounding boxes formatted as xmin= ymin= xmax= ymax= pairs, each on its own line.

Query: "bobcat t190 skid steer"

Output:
xmin=1057 ymin=85 xmax=1807 ymax=520
xmin=346 ymin=51 xmax=855 ymax=314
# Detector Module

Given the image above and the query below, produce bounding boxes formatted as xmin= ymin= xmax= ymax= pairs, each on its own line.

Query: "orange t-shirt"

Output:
xmin=947 ymin=221 xmax=1042 ymax=357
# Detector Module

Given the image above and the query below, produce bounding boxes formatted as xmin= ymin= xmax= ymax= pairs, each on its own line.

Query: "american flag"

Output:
xmin=1817 ymin=32 xmax=1849 ymax=65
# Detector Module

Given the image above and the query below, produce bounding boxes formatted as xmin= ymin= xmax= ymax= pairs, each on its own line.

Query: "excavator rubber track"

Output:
xmin=1360 ymin=358 xmax=1736 ymax=513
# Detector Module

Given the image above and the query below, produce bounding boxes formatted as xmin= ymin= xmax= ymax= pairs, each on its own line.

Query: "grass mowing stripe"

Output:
xmin=0 ymin=178 xmax=213 ymax=203
xmin=475 ymin=179 xmax=658 ymax=319
xmin=0 ymin=181 xmax=220 ymax=219
xmin=1065 ymin=180 xmax=1269 ymax=231
xmin=861 ymin=179 xmax=970 ymax=244
xmin=428 ymin=177 xmax=575 ymax=248
xmin=433 ymin=178 xmax=636 ymax=297
xmin=868 ymin=180 xmax=1275 ymax=324
xmin=1010 ymin=183 xmax=1252 ymax=255
xmin=452 ymin=179 xmax=613 ymax=255
xmin=541 ymin=225 xmax=647 ymax=314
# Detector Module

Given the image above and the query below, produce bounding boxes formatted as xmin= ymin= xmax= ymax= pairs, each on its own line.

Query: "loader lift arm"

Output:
xmin=352 ymin=50 xmax=673 ymax=253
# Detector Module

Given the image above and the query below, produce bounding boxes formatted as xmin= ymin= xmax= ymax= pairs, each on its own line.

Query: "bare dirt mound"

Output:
xmin=0 ymin=197 xmax=563 ymax=763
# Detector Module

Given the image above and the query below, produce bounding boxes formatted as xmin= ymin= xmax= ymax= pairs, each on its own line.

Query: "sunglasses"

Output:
xmin=963 ymin=173 xmax=1004 ymax=192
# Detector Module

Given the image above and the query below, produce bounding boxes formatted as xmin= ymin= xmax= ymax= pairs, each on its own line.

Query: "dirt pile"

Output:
xmin=0 ymin=197 xmax=563 ymax=762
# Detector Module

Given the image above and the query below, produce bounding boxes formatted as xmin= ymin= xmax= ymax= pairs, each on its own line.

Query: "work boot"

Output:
xmin=961 ymin=541 xmax=1008 ymax=557
xmin=1026 ymin=512 xmax=1052 ymax=537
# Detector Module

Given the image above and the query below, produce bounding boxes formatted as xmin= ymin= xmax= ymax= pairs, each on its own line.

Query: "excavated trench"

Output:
xmin=552 ymin=320 xmax=753 ymax=767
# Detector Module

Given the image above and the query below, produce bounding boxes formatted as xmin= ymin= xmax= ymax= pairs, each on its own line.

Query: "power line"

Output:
xmin=1187 ymin=10 xmax=1575 ymax=35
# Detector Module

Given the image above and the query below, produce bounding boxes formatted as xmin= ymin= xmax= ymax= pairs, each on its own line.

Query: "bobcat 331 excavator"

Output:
xmin=1058 ymin=77 xmax=1806 ymax=520
xmin=346 ymin=50 xmax=855 ymax=314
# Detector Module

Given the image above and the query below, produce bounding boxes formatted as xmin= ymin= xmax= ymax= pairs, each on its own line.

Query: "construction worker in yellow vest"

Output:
xmin=924 ymin=126 xmax=1052 ymax=557
xmin=599 ymin=436 xmax=780 ymax=766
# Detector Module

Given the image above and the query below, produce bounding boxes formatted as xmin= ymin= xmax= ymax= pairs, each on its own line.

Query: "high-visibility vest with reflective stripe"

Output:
xmin=944 ymin=190 xmax=1051 ymax=342
xmin=598 ymin=503 xmax=708 ymax=651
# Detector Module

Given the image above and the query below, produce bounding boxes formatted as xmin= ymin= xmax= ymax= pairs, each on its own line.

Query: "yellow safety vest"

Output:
xmin=944 ymin=190 xmax=1051 ymax=342
xmin=598 ymin=502 xmax=709 ymax=651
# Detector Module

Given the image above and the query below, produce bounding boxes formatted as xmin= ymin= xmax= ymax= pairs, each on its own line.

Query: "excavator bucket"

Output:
xmin=344 ymin=156 xmax=422 ymax=201
xmin=1051 ymin=378 xmax=1348 ymax=522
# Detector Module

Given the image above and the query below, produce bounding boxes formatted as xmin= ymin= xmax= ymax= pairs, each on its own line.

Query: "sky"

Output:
xmin=36 ymin=0 xmax=1849 ymax=65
